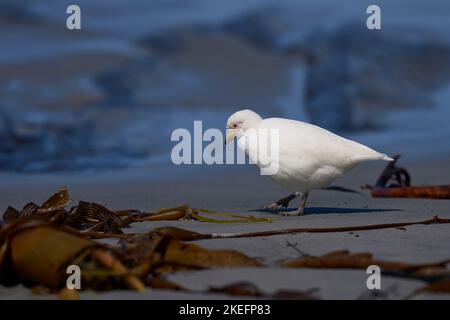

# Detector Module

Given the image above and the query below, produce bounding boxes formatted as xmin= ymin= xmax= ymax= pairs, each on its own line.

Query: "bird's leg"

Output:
xmin=297 ymin=192 xmax=309 ymax=215
xmin=281 ymin=192 xmax=309 ymax=216
xmin=263 ymin=193 xmax=298 ymax=211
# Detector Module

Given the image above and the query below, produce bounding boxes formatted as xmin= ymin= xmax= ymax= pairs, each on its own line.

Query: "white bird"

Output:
xmin=225 ymin=109 xmax=393 ymax=216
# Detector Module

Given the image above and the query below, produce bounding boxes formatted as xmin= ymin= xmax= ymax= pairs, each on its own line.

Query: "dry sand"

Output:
xmin=0 ymin=159 xmax=449 ymax=299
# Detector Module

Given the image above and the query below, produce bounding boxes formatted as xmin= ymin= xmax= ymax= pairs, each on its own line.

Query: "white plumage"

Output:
xmin=226 ymin=109 xmax=393 ymax=215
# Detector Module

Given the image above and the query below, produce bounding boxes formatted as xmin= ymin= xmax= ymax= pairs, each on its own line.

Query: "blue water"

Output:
xmin=1 ymin=0 xmax=450 ymax=173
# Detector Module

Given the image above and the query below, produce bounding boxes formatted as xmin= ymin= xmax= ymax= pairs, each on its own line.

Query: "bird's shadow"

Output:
xmin=250 ymin=207 xmax=401 ymax=215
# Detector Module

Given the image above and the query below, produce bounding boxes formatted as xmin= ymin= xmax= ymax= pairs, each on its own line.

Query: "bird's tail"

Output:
xmin=346 ymin=138 xmax=394 ymax=163
xmin=381 ymin=154 xmax=394 ymax=161
xmin=353 ymin=151 xmax=394 ymax=163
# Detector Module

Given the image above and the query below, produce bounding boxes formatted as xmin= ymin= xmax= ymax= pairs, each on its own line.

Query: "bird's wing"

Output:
xmin=259 ymin=118 xmax=388 ymax=169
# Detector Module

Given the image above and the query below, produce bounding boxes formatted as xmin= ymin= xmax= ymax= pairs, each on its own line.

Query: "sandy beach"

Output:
xmin=1 ymin=158 xmax=449 ymax=300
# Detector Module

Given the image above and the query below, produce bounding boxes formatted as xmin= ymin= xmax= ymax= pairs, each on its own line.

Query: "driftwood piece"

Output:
xmin=371 ymin=185 xmax=450 ymax=199
xmin=131 ymin=215 xmax=449 ymax=242
xmin=369 ymin=154 xmax=450 ymax=199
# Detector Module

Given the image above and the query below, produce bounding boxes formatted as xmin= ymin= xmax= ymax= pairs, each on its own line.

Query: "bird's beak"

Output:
xmin=225 ymin=128 xmax=236 ymax=144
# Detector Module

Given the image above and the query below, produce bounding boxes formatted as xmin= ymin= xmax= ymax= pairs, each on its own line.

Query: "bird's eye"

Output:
xmin=233 ymin=123 xmax=237 ymax=128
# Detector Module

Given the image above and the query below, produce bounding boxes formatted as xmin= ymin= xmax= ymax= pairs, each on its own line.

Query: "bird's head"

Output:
xmin=225 ymin=109 xmax=263 ymax=144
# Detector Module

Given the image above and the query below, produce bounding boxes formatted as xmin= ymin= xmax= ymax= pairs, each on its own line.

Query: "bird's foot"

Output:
xmin=262 ymin=194 xmax=297 ymax=212
xmin=281 ymin=193 xmax=308 ymax=216
xmin=262 ymin=202 xmax=286 ymax=212
xmin=280 ymin=209 xmax=304 ymax=217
